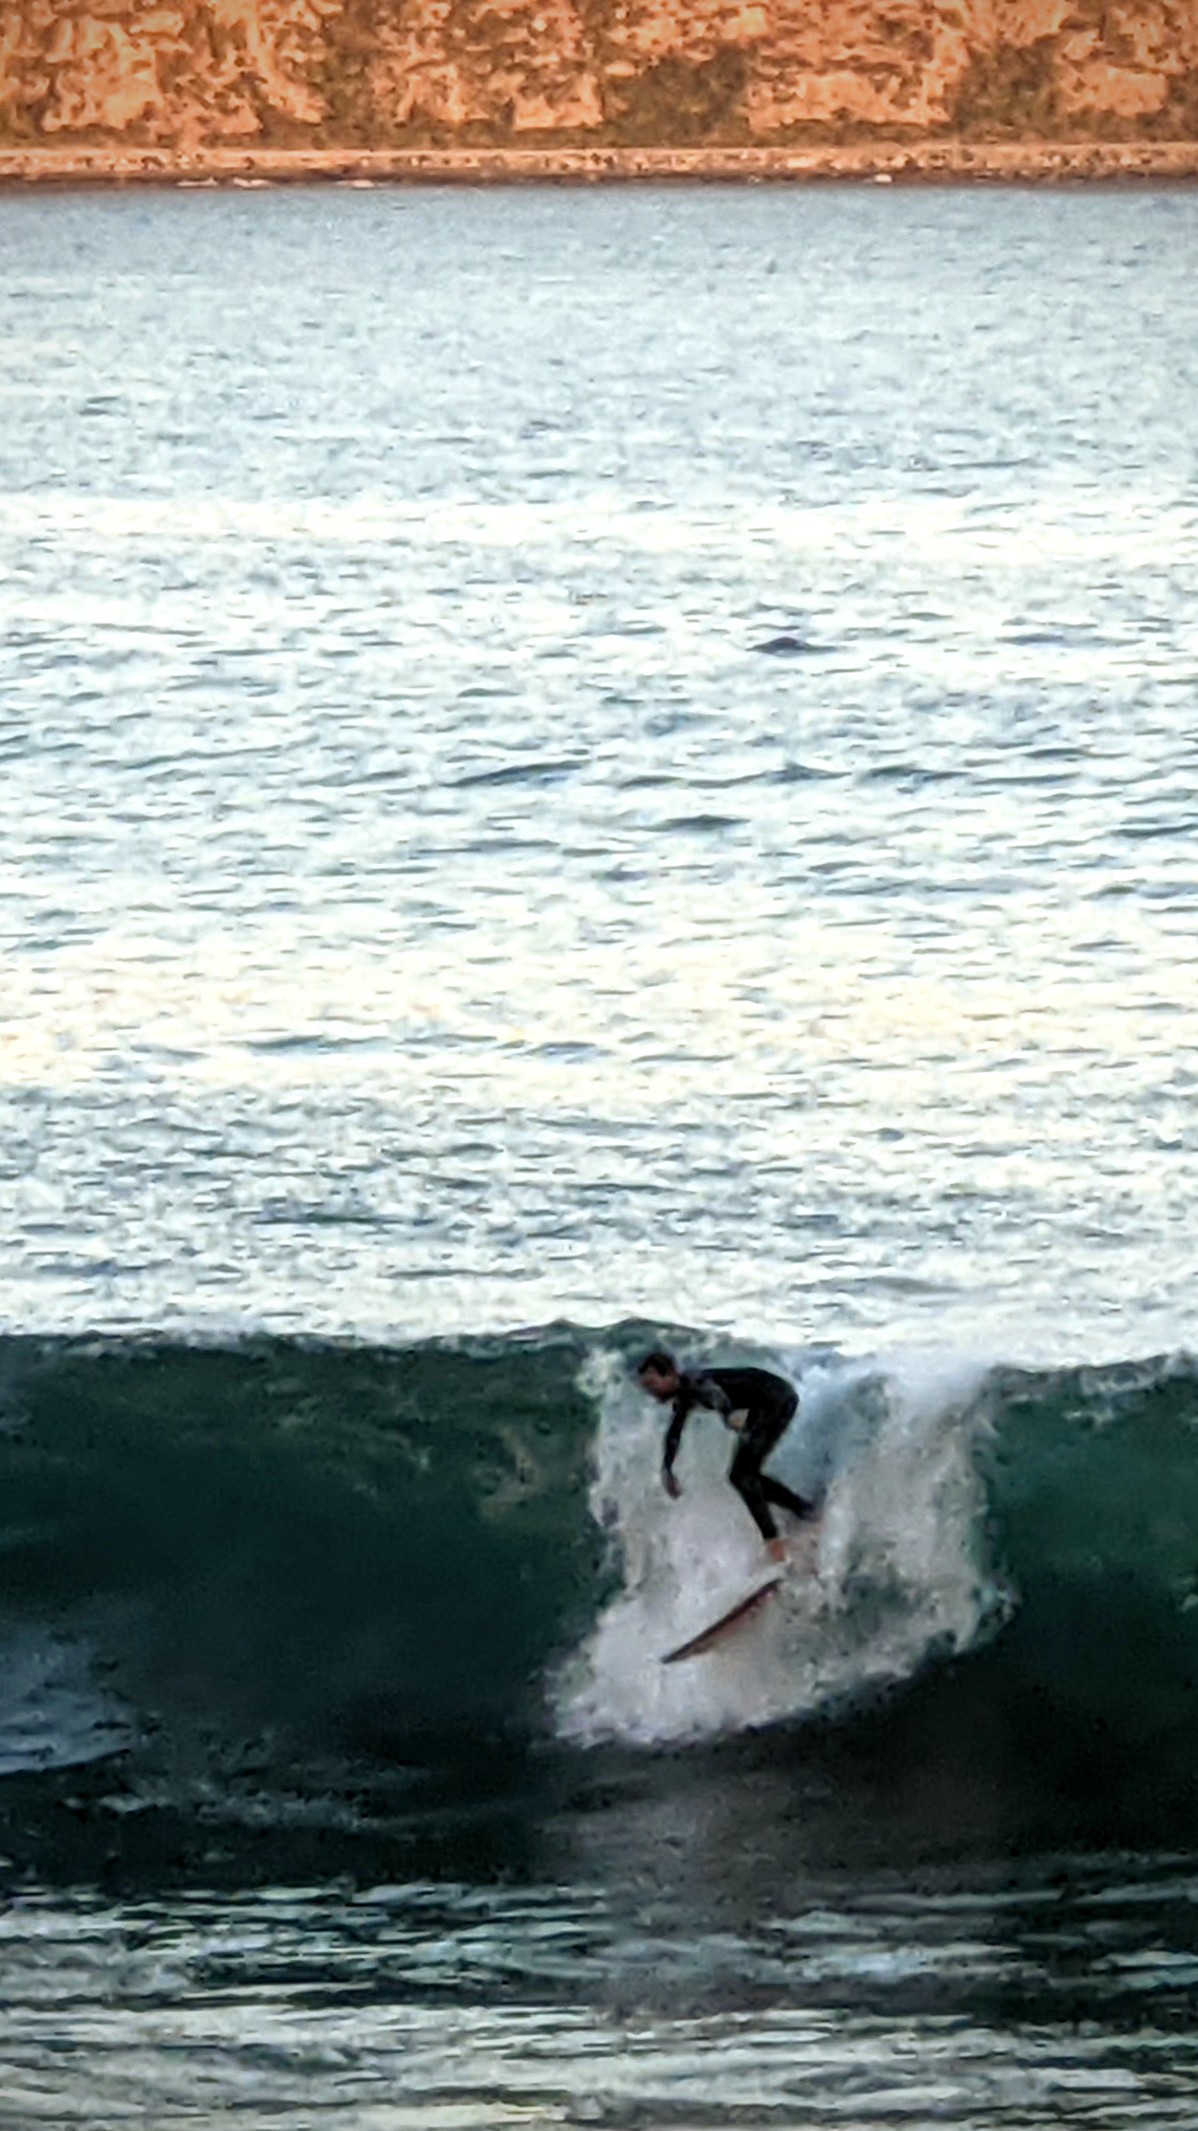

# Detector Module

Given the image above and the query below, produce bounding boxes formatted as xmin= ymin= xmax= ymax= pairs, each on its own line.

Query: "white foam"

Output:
xmin=552 ymin=1343 xmax=1004 ymax=1748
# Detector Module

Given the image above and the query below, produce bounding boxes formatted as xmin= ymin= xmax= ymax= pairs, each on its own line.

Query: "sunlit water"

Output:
xmin=2 ymin=182 xmax=1197 ymax=2124
xmin=2 ymin=184 xmax=1196 ymax=1355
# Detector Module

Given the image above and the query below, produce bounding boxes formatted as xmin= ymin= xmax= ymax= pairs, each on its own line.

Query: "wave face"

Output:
xmin=2 ymin=1328 xmax=1197 ymax=1877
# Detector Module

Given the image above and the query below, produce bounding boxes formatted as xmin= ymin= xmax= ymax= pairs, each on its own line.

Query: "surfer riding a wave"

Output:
xmin=637 ymin=1350 xmax=817 ymax=1565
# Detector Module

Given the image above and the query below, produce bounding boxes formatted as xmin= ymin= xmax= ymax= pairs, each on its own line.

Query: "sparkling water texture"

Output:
xmin=2 ymin=185 xmax=1195 ymax=1354
xmin=2 ymin=181 xmax=1197 ymax=2131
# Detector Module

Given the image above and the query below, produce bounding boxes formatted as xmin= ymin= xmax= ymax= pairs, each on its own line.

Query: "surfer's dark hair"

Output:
xmin=637 ymin=1348 xmax=677 ymax=1376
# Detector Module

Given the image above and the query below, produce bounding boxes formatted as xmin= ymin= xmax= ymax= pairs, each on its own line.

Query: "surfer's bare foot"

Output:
xmin=766 ymin=1536 xmax=788 ymax=1566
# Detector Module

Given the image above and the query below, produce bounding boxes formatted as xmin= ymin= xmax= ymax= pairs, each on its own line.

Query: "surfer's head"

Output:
xmin=637 ymin=1349 xmax=682 ymax=1401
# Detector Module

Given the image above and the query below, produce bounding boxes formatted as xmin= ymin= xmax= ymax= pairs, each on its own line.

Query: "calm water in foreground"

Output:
xmin=0 ymin=182 xmax=1196 ymax=2125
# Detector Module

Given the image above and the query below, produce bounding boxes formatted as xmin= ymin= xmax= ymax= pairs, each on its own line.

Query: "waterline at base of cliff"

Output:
xmin=4 ymin=142 xmax=1198 ymax=190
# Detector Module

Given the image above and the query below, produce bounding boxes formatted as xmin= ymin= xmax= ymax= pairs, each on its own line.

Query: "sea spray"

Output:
xmin=553 ymin=1344 xmax=1005 ymax=1746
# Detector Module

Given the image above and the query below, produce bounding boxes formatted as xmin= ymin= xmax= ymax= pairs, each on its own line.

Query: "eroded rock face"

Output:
xmin=1 ymin=0 xmax=1195 ymax=145
xmin=0 ymin=3 xmax=347 ymax=141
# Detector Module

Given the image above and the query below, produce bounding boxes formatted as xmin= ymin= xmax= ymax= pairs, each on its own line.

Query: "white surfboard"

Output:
xmin=660 ymin=1568 xmax=784 ymax=1665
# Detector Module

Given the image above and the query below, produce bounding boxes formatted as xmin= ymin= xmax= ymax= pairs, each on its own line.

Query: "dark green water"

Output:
xmin=2 ymin=1330 xmax=1198 ymax=2122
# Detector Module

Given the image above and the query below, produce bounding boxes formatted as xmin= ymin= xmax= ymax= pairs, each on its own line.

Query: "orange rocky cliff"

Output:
xmin=0 ymin=1 xmax=1196 ymax=149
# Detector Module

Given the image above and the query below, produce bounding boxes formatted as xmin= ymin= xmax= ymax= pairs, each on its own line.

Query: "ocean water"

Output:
xmin=1 ymin=182 xmax=1197 ymax=2125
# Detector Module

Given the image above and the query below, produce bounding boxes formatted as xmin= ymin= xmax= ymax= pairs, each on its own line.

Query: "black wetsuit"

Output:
xmin=661 ymin=1365 xmax=814 ymax=1543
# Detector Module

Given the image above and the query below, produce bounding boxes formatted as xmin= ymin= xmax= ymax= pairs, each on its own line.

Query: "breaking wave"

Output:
xmin=2 ymin=1325 xmax=1197 ymax=1875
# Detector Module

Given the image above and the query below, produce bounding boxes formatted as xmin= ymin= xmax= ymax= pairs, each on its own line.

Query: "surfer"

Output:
xmin=637 ymin=1349 xmax=816 ymax=1564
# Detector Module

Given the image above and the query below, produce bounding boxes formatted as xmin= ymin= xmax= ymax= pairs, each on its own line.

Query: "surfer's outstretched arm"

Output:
xmin=662 ymin=1377 xmax=720 ymax=1492
xmin=661 ymin=1400 xmax=690 ymax=1496
xmin=636 ymin=1348 xmax=702 ymax=1498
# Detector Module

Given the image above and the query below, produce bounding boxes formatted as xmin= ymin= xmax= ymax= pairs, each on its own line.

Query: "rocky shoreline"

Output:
xmin=3 ymin=140 xmax=1197 ymax=188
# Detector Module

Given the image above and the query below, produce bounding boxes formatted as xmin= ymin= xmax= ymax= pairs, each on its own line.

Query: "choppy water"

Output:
xmin=1 ymin=182 xmax=1197 ymax=2125
xmin=3 ymin=183 xmax=1197 ymax=1351
xmin=5 ymin=1860 xmax=1198 ymax=2129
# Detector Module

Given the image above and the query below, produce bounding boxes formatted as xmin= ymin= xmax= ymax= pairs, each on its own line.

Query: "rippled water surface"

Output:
xmin=2 ymin=182 xmax=1198 ymax=2126
xmin=2 ymin=184 xmax=1196 ymax=1352
xmin=4 ymin=1855 xmax=1198 ymax=2127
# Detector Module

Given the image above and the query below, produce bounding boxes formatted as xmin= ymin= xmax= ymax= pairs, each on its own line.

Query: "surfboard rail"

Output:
xmin=660 ymin=1569 xmax=784 ymax=1664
